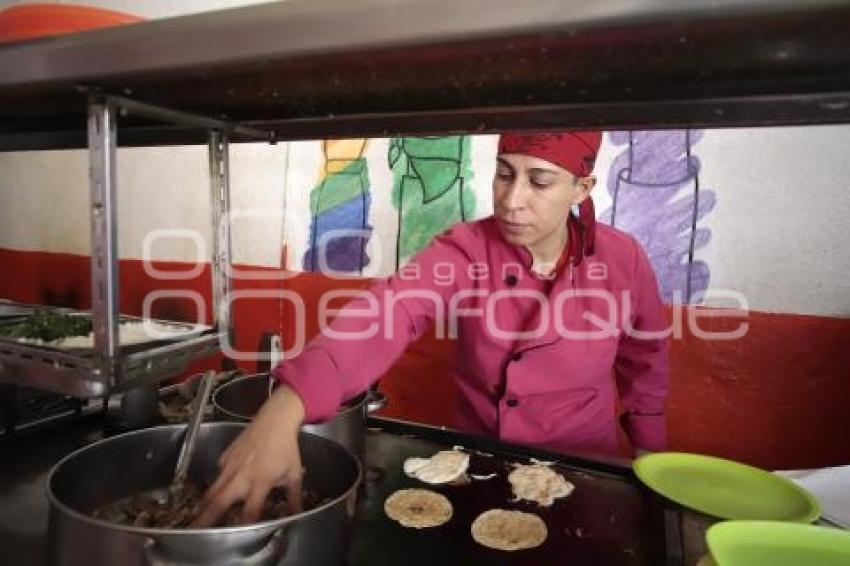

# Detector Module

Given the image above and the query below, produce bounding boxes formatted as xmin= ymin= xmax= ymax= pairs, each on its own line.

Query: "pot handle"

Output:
xmin=142 ymin=528 xmax=286 ymax=566
xmin=366 ymin=389 xmax=387 ymax=413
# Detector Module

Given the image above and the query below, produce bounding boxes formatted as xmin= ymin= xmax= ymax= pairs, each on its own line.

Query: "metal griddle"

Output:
xmin=351 ymin=417 xmax=680 ymax=566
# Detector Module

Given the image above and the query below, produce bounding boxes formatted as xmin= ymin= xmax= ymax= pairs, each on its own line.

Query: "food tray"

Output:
xmin=0 ymin=304 xmax=213 ymax=356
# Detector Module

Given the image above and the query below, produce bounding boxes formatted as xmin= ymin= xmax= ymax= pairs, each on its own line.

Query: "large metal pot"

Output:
xmin=213 ymin=373 xmax=386 ymax=459
xmin=47 ymin=422 xmax=361 ymax=566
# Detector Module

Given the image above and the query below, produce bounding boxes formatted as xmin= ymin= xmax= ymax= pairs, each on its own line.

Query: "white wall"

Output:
xmin=696 ymin=126 xmax=850 ymax=317
xmin=0 ymin=144 xmax=287 ymax=266
xmin=4 ymin=126 xmax=850 ymax=315
xmin=589 ymin=125 xmax=850 ymax=316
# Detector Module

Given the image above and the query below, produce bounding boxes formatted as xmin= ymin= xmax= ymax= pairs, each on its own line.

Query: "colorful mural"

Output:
xmin=303 ymin=139 xmax=372 ymax=274
xmin=297 ymin=132 xmax=713 ymax=288
xmin=389 ymin=136 xmax=475 ymax=269
xmin=600 ymin=130 xmax=716 ymax=304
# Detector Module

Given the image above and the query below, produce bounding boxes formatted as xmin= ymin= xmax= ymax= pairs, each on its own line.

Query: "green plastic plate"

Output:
xmin=707 ymin=520 xmax=850 ymax=566
xmin=633 ymin=452 xmax=820 ymax=522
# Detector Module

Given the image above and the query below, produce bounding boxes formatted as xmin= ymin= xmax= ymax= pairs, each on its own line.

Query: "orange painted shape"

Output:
xmin=0 ymin=4 xmax=142 ymax=43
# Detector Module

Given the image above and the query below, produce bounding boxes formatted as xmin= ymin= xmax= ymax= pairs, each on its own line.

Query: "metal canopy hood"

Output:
xmin=1 ymin=0 xmax=849 ymax=149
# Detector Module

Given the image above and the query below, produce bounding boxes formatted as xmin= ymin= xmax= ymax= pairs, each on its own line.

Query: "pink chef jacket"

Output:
xmin=273 ymin=215 xmax=669 ymax=456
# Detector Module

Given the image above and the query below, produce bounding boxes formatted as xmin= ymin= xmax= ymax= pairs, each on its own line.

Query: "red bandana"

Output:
xmin=498 ymin=131 xmax=602 ymax=178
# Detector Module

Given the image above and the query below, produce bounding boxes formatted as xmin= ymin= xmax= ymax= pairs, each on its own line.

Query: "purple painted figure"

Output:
xmin=600 ymin=130 xmax=716 ymax=303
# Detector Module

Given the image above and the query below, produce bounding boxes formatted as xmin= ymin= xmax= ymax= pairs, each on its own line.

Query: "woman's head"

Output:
xmin=493 ymin=131 xmax=601 ymax=252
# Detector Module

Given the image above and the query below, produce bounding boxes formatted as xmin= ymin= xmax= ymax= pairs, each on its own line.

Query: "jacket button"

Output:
xmin=506 ymin=399 xmax=519 ymax=408
xmin=510 ymin=352 xmax=523 ymax=362
xmin=504 ymin=274 xmax=518 ymax=287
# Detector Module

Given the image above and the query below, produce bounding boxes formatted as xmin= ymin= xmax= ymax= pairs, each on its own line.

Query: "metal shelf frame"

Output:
xmin=0 ymin=93 xmax=273 ymax=397
xmin=1 ymin=0 xmax=850 ymax=149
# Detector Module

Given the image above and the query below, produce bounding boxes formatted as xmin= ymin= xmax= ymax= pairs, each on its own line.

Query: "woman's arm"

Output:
xmin=196 ymin=228 xmax=473 ymax=526
xmin=273 ymin=229 xmax=474 ymax=423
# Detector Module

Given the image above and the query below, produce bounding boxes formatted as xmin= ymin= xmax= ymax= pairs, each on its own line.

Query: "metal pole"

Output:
xmin=208 ymin=130 xmax=233 ymax=343
xmin=87 ymin=95 xmax=120 ymax=385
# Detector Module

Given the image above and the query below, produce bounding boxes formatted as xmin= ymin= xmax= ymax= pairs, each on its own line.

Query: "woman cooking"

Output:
xmin=196 ymin=131 xmax=669 ymax=526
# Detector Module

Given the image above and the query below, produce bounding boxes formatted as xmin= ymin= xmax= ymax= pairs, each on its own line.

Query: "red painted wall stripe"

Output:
xmin=1 ymin=248 xmax=848 ymax=469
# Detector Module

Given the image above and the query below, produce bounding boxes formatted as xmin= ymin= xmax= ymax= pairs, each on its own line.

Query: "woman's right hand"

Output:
xmin=194 ymin=384 xmax=306 ymax=527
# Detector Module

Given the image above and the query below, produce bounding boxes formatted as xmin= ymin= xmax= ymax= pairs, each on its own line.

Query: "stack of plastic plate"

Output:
xmin=634 ymin=452 xmax=850 ymax=565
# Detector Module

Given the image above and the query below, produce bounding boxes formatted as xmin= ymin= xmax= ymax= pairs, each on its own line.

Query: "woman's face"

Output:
xmin=492 ymin=153 xmax=593 ymax=249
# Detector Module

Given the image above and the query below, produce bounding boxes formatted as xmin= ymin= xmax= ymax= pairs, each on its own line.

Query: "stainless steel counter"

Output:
xmin=0 ymin=414 xmax=106 ymax=562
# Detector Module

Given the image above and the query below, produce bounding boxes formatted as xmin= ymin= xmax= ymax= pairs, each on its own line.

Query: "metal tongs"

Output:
xmin=172 ymin=370 xmax=216 ymax=488
xmin=266 ymin=333 xmax=283 ymax=399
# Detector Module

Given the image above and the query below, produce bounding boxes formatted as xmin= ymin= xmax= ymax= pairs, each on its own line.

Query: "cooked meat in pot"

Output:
xmin=92 ymin=483 xmax=324 ymax=529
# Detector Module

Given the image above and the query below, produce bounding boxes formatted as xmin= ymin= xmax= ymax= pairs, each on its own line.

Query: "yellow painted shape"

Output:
xmin=322 ymin=139 xmax=368 ymax=176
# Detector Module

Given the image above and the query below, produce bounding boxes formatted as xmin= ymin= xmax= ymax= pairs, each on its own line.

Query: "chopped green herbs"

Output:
xmin=0 ymin=309 xmax=92 ymax=342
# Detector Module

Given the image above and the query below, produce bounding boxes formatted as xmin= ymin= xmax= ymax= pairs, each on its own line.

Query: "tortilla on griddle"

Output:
xmin=403 ymin=450 xmax=469 ymax=484
xmin=384 ymin=488 xmax=453 ymax=528
xmin=508 ymin=463 xmax=574 ymax=506
xmin=471 ymin=509 xmax=548 ymax=551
